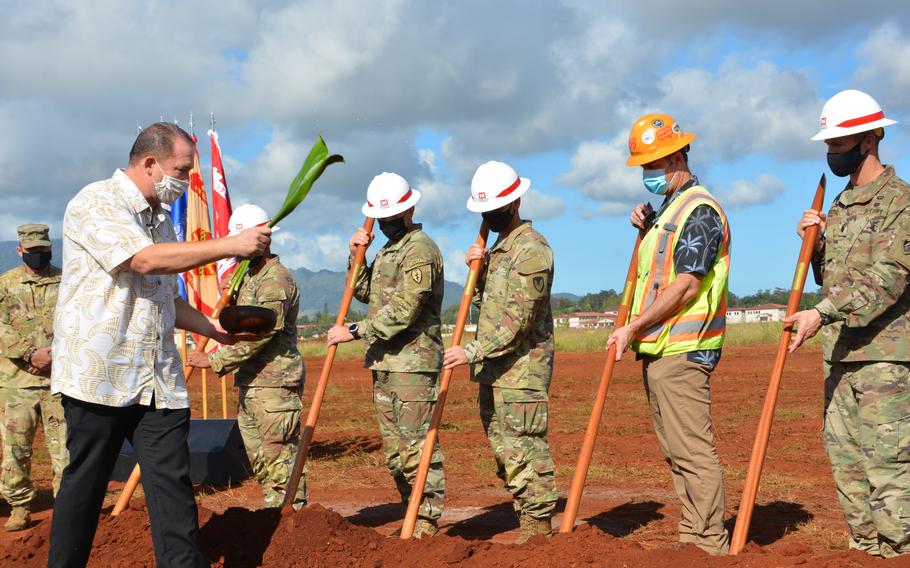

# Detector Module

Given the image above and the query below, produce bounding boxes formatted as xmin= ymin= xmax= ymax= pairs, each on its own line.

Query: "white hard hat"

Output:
xmin=362 ymin=172 xmax=421 ymax=219
xmin=466 ymin=161 xmax=530 ymax=213
xmin=228 ymin=204 xmax=278 ymax=236
xmin=811 ymin=89 xmax=897 ymax=141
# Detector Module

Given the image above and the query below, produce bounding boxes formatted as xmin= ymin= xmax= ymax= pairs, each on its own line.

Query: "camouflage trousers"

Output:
xmin=372 ymin=371 xmax=445 ymax=521
xmin=824 ymin=361 xmax=910 ymax=557
xmin=478 ymin=384 xmax=557 ymax=519
xmin=237 ymin=385 xmax=307 ymax=509
xmin=0 ymin=386 xmax=68 ymax=507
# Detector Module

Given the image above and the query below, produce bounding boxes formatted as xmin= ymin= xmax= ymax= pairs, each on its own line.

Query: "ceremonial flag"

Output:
xmin=169 ymin=191 xmax=188 ymax=300
xmin=184 ymin=134 xmax=220 ymax=316
xmin=209 ymin=128 xmax=236 ymax=284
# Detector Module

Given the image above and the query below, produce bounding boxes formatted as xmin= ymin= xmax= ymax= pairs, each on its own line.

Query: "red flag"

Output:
xmin=184 ymin=135 xmax=220 ymax=317
xmin=209 ymin=128 xmax=236 ymax=284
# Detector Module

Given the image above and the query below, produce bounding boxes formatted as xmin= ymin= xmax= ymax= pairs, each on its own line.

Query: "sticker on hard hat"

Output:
xmin=672 ymin=123 xmax=681 ymax=133
xmin=651 ymin=119 xmax=664 ymax=128
xmin=656 ymin=126 xmax=673 ymax=140
xmin=478 ymin=192 xmax=487 ymax=201
xmin=380 ymin=199 xmax=389 ymax=208
xmin=641 ymin=130 xmax=655 ymax=145
xmin=820 ymin=117 xmax=827 ymax=128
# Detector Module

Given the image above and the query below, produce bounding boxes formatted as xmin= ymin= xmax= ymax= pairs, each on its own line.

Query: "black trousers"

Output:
xmin=48 ymin=395 xmax=207 ymax=568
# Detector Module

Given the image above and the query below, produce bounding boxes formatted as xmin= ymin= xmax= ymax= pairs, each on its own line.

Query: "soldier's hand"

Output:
xmin=443 ymin=346 xmax=469 ymax=369
xmin=796 ymin=209 xmax=827 ymax=251
xmin=606 ymin=325 xmax=636 ymax=361
xmin=327 ymin=324 xmax=354 ymax=346
xmin=186 ymin=351 xmax=212 ymax=368
xmin=630 ymin=203 xmax=654 ymax=230
xmin=31 ymin=347 xmax=52 ymax=371
xmin=348 ymin=228 xmax=373 ymax=256
xmin=464 ymin=244 xmax=488 ymax=266
xmin=231 ymin=226 xmax=272 ymax=258
xmin=783 ymin=309 xmax=823 ymax=353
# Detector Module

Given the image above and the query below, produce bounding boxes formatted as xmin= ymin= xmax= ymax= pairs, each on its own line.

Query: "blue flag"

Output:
xmin=170 ymin=191 xmax=188 ymax=300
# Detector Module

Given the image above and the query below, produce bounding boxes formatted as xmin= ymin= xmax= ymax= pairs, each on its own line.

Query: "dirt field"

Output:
xmin=2 ymin=344 xmax=908 ymax=566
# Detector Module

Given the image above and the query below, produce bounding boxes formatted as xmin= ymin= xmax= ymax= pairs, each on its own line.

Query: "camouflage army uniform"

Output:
xmin=462 ymin=221 xmax=557 ymax=523
xmin=351 ymin=225 xmax=445 ymax=522
xmin=209 ymin=255 xmax=307 ymax=509
xmin=0 ymin=230 xmax=67 ymax=513
xmin=812 ymin=166 xmax=910 ymax=557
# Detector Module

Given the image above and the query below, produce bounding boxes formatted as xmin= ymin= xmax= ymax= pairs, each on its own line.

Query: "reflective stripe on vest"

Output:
xmin=631 ymin=186 xmax=730 ymax=355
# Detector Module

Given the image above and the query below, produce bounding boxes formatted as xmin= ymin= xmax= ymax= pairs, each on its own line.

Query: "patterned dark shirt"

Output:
xmin=647 ymin=178 xmax=724 ymax=369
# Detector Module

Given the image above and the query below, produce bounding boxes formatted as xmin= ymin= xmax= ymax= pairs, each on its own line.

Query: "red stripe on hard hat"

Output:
xmin=837 ymin=111 xmax=885 ymax=128
xmin=397 ymin=189 xmax=413 ymax=203
xmin=496 ymin=177 xmax=521 ymax=198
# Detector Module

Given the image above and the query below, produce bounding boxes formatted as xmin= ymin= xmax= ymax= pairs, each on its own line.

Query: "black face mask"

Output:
xmin=827 ymin=140 xmax=867 ymax=178
xmin=22 ymin=250 xmax=51 ymax=271
xmin=481 ymin=208 xmax=514 ymax=233
xmin=379 ymin=217 xmax=408 ymax=241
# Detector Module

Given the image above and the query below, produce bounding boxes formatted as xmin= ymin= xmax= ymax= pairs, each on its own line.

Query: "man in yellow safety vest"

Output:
xmin=607 ymin=113 xmax=731 ymax=555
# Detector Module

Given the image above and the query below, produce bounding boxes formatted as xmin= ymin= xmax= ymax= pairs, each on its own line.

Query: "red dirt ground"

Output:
xmin=3 ymin=345 xmax=909 ymax=567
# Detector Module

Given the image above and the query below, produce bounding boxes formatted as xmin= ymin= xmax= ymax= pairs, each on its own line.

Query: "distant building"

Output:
xmin=727 ymin=303 xmax=787 ymax=324
xmin=554 ymin=310 xmax=617 ymax=329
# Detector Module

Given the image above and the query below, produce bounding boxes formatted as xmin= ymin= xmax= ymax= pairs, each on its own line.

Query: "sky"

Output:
xmin=2 ymin=0 xmax=910 ymax=296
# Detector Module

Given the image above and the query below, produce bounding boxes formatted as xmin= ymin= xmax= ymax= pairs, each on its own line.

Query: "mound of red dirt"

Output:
xmin=2 ymin=501 xmax=903 ymax=567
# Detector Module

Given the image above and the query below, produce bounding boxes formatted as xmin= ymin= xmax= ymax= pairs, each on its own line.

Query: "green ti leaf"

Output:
xmin=271 ymin=135 xmax=344 ymax=227
xmin=227 ymin=135 xmax=343 ymax=297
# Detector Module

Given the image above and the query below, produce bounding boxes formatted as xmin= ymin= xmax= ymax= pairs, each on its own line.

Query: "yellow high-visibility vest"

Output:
xmin=630 ymin=185 xmax=730 ymax=357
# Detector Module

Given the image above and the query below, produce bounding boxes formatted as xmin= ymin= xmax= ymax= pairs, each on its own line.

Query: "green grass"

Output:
xmin=298 ymin=322 xmax=805 ymax=361
xmin=554 ymin=321 xmax=819 ymax=353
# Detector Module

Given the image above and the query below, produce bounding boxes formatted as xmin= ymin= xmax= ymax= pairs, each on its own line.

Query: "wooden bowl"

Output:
xmin=219 ymin=305 xmax=277 ymax=339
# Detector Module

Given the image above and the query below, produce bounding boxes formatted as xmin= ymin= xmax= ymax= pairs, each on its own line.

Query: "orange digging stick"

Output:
xmin=111 ymin=290 xmax=235 ymax=515
xmin=560 ymin=234 xmax=641 ymax=533
xmin=730 ymin=174 xmax=826 ymax=554
xmin=400 ymin=222 xmax=489 ymax=539
xmin=282 ymin=217 xmax=376 ymax=510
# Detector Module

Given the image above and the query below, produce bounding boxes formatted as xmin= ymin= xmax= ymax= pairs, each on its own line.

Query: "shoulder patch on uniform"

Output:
xmin=888 ymin=232 xmax=910 ymax=271
xmin=411 ymin=268 xmax=423 ymax=285
xmin=516 ymin=254 xmax=549 ymax=275
xmin=533 ymin=275 xmax=545 ymax=293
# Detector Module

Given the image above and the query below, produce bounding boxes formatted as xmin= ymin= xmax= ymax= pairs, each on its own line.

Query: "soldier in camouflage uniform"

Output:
xmin=444 ymin=161 xmax=557 ymax=544
xmin=327 ymin=172 xmax=445 ymax=538
xmin=0 ymin=224 xmax=67 ymax=531
xmin=787 ymin=90 xmax=909 ymax=557
xmin=187 ymin=204 xmax=306 ymax=509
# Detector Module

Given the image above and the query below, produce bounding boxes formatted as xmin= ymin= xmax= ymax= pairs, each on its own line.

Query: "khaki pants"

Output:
xmin=642 ymin=353 xmax=729 ymax=555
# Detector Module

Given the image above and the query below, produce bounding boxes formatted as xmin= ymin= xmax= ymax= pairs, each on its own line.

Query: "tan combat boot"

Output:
xmin=517 ymin=512 xmax=552 ymax=544
xmin=413 ymin=518 xmax=440 ymax=539
xmin=4 ymin=506 xmax=30 ymax=532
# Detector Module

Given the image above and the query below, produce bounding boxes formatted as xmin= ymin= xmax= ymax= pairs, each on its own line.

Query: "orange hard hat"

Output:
xmin=626 ymin=113 xmax=696 ymax=166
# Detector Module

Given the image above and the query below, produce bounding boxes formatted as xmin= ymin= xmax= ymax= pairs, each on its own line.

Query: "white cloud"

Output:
xmin=556 ymin=135 xmax=643 ymax=215
xmin=520 ymin=189 xmax=565 ymax=221
xmin=1 ymin=0 xmax=905 ymax=271
xmin=716 ymin=173 xmax=784 ymax=209
xmin=271 ymin=231 xmax=348 ymax=271
xmin=854 ymin=23 xmax=910 ymax=112
xmin=651 ymin=59 xmax=820 ymax=161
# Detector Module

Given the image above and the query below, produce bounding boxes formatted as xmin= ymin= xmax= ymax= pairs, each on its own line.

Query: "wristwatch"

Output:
xmin=348 ymin=323 xmax=360 ymax=340
xmin=22 ymin=347 xmax=36 ymax=364
xmin=815 ymin=308 xmax=835 ymax=326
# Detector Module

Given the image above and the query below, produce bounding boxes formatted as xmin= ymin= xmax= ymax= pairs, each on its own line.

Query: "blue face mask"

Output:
xmin=643 ymin=169 xmax=669 ymax=195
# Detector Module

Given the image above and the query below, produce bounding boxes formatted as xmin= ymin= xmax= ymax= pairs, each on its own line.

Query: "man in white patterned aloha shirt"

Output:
xmin=48 ymin=123 xmax=271 ymax=568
